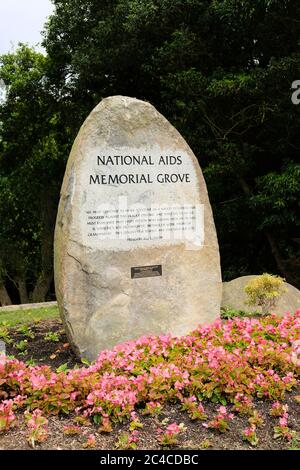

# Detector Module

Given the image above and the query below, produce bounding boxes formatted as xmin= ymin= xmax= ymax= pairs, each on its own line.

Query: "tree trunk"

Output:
xmin=32 ymin=189 xmax=57 ymax=303
xmin=237 ymin=176 xmax=251 ymax=196
xmin=32 ymin=273 xmax=53 ymax=303
xmin=16 ymin=277 xmax=29 ymax=304
xmin=0 ymin=281 xmax=12 ymax=306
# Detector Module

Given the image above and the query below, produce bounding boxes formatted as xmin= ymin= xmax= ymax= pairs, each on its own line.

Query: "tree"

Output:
xmin=1 ymin=2 xmax=299 ymax=305
xmin=0 ymin=45 xmax=68 ymax=303
xmin=43 ymin=0 xmax=300 ymax=287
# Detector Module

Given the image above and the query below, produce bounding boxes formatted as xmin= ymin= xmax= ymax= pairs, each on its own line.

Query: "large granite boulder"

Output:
xmin=54 ymin=96 xmax=222 ymax=361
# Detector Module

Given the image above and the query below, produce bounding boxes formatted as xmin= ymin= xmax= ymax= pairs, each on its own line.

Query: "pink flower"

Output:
xmin=243 ymin=425 xmax=256 ymax=437
xmin=0 ymin=310 xmax=299 ymax=445
xmin=218 ymin=406 xmax=227 ymax=415
xmin=0 ymin=400 xmax=16 ymax=432
xmin=130 ymin=430 xmax=139 ymax=443
xmin=166 ymin=423 xmax=181 ymax=436
xmin=83 ymin=434 xmax=96 ymax=448
xmin=279 ymin=416 xmax=287 ymax=427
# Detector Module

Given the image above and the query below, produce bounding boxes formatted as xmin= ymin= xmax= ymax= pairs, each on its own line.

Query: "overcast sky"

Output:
xmin=0 ymin=0 xmax=54 ymax=55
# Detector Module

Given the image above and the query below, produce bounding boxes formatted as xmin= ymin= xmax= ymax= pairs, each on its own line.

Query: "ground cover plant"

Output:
xmin=0 ymin=309 xmax=299 ymax=450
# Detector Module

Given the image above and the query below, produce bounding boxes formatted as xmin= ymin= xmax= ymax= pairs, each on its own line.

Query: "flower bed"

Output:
xmin=0 ymin=311 xmax=300 ymax=448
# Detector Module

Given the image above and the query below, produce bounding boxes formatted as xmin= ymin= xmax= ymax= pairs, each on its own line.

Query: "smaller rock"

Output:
xmin=222 ymin=275 xmax=300 ymax=316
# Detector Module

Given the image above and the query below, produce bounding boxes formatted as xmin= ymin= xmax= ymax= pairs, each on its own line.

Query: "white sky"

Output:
xmin=0 ymin=0 xmax=54 ymax=55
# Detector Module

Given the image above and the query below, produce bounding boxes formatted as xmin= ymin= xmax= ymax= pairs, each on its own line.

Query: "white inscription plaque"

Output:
xmin=79 ymin=148 xmax=204 ymax=250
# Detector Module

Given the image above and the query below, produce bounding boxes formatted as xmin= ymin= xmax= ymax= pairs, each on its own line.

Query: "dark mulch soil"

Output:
xmin=1 ymin=319 xmax=299 ymax=451
xmin=5 ymin=319 xmax=79 ymax=369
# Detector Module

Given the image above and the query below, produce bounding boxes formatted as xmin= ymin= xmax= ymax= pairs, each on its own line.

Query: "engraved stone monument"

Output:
xmin=54 ymin=96 xmax=222 ymax=360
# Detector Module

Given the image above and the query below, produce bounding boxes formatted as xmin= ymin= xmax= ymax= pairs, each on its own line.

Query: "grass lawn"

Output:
xmin=0 ymin=305 xmax=59 ymax=327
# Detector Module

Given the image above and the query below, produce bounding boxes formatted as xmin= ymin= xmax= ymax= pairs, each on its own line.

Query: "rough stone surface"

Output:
xmin=222 ymin=275 xmax=300 ymax=315
xmin=54 ymin=96 xmax=222 ymax=361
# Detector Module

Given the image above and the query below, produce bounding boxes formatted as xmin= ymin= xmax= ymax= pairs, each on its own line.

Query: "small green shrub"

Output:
xmin=0 ymin=326 xmax=12 ymax=344
xmin=244 ymin=273 xmax=287 ymax=315
xmin=17 ymin=325 xmax=35 ymax=339
xmin=15 ymin=340 xmax=28 ymax=352
xmin=44 ymin=332 xmax=60 ymax=342
xmin=288 ymin=437 xmax=300 ymax=450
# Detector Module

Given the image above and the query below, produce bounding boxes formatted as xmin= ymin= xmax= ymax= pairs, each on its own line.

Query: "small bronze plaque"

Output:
xmin=131 ymin=265 xmax=162 ymax=279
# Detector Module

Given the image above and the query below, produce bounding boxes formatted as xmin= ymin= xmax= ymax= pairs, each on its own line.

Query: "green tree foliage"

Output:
xmin=42 ymin=0 xmax=300 ymax=287
xmin=0 ymin=45 xmax=68 ymax=303
xmin=1 ymin=1 xmax=300 ymax=304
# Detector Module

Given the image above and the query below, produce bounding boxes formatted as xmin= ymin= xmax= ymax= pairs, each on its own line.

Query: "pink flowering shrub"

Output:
xmin=0 ymin=311 xmax=299 ymax=443
xmin=98 ymin=416 xmax=113 ymax=433
xmin=24 ymin=409 xmax=48 ymax=447
xmin=129 ymin=411 xmax=143 ymax=431
xmin=157 ymin=422 xmax=186 ymax=446
xmin=232 ymin=393 xmax=254 ymax=416
xmin=143 ymin=401 xmax=162 ymax=416
xmin=273 ymin=414 xmax=296 ymax=441
xmin=63 ymin=425 xmax=81 ymax=436
xmin=242 ymin=425 xmax=259 ymax=446
xmin=0 ymin=400 xmax=16 ymax=432
xmin=269 ymin=403 xmax=296 ymax=441
xmin=115 ymin=430 xmax=139 ymax=450
xmin=270 ymin=401 xmax=289 ymax=417
xmin=83 ymin=434 xmax=96 ymax=448
xmin=181 ymin=396 xmax=207 ymax=421
xmin=203 ymin=406 xmax=234 ymax=433
xmin=248 ymin=410 xmax=264 ymax=428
